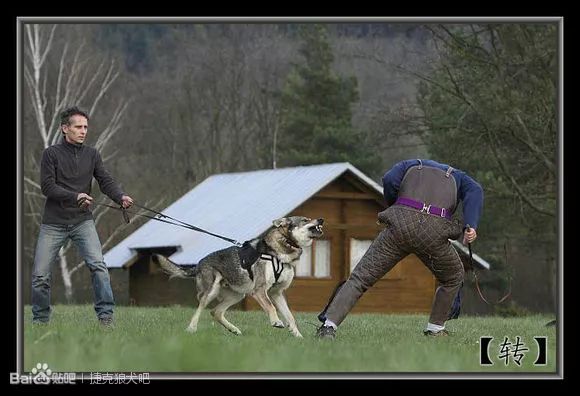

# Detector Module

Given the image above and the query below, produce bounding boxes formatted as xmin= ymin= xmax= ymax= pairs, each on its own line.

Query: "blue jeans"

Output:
xmin=31 ymin=220 xmax=115 ymax=322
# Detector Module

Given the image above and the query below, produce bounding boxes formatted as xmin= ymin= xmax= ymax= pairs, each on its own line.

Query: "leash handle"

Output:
xmin=121 ymin=208 xmax=131 ymax=224
xmin=466 ymin=224 xmax=473 ymax=258
xmin=77 ymin=196 xmax=90 ymax=208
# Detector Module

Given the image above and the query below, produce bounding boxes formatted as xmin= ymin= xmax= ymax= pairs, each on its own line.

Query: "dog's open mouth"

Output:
xmin=308 ymin=224 xmax=324 ymax=237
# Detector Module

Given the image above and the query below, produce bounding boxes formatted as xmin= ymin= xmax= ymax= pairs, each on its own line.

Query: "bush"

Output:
xmin=493 ymin=301 xmax=531 ymax=317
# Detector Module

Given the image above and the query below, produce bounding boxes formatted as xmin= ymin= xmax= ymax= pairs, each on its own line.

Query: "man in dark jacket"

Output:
xmin=316 ymin=159 xmax=483 ymax=338
xmin=31 ymin=106 xmax=134 ymax=328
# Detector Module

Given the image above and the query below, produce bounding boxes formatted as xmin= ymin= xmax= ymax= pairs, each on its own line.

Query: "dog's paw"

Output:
xmin=186 ymin=325 xmax=197 ymax=333
xmin=229 ymin=327 xmax=242 ymax=336
xmin=272 ymin=320 xmax=285 ymax=328
xmin=290 ymin=329 xmax=303 ymax=338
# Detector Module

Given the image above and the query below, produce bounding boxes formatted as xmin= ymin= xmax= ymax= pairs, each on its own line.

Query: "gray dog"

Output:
xmin=153 ymin=216 xmax=324 ymax=337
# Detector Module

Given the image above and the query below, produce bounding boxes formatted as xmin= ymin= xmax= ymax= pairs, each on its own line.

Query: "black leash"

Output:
xmin=79 ymin=198 xmax=242 ymax=247
xmin=132 ymin=202 xmax=242 ymax=246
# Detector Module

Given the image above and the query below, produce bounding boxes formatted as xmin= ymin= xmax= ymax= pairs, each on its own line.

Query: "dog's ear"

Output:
xmin=273 ymin=217 xmax=290 ymax=228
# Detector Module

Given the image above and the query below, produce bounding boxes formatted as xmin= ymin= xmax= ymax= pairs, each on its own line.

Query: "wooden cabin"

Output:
xmin=105 ymin=163 xmax=488 ymax=313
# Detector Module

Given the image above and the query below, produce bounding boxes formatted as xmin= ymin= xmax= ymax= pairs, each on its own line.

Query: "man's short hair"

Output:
xmin=60 ymin=106 xmax=90 ymax=126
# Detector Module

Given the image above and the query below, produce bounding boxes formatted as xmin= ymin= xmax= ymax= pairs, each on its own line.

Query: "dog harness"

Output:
xmin=237 ymin=241 xmax=284 ymax=283
xmin=238 ymin=242 xmax=259 ymax=281
xmin=260 ymin=254 xmax=284 ymax=284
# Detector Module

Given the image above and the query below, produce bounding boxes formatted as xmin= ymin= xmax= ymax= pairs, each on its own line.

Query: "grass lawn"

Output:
xmin=23 ymin=304 xmax=558 ymax=376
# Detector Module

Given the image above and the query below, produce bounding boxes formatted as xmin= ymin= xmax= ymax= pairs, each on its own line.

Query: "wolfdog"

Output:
xmin=153 ymin=216 xmax=324 ymax=337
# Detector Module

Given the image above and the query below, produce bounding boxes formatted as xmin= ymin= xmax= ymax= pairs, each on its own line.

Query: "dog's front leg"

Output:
xmin=269 ymin=292 xmax=302 ymax=338
xmin=251 ymin=289 xmax=284 ymax=328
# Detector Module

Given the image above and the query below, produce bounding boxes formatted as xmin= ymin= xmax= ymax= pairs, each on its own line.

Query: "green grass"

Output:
xmin=24 ymin=305 xmax=557 ymax=374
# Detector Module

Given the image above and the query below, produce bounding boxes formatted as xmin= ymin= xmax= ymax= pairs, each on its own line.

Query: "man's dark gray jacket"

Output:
xmin=40 ymin=138 xmax=125 ymax=225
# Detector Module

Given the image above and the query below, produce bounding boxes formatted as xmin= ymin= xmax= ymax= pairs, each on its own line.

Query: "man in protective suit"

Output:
xmin=316 ymin=159 xmax=483 ymax=338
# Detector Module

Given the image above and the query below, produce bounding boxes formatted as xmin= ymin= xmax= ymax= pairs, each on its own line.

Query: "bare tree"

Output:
xmin=141 ymin=24 xmax=295 ymax=191
xmin=418 ymin=24 xmax=557 ymax=218
xmin=23 ymin=24 xmax=130 ymax=301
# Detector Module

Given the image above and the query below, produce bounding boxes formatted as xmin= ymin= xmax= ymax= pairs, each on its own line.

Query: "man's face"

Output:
xmin=63 ymin=115 xmax=88 ymax=144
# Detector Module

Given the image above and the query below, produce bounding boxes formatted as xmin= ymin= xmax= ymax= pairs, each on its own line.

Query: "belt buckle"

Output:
xmin=440 ymin=208 xmax=446 ymax=218
xmin=421 ymin=202 xmax=431 ymax=214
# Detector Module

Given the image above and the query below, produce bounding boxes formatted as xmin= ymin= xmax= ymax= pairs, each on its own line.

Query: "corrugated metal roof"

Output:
xmin=104 ymin=162 xmax=382 ymax=268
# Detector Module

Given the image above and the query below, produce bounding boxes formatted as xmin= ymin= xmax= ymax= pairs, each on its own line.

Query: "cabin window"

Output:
xmin=349 ymin=238 xmax=404 ymax=279
xmin=295 ymin=240 xmax=331 ymax=278
xmin=350 ymin=239 xmax=373 ymax=272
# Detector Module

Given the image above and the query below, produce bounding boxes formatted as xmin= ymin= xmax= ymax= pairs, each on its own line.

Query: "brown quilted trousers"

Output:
xmin=325 ymin=205 xmax=464 ymax=327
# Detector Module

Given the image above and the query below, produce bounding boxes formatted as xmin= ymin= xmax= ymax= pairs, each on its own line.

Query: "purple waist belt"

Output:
xmin=395 ymin=197 xmax=452 ymax=220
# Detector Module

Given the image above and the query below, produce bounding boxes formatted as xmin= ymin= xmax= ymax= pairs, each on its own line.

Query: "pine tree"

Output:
xmin=278 ymin=24 xmax=380 ymax=174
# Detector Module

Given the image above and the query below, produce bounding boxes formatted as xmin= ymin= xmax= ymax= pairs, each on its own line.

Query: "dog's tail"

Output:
xmin=152 ymin=254 xmax=199 ymax=279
